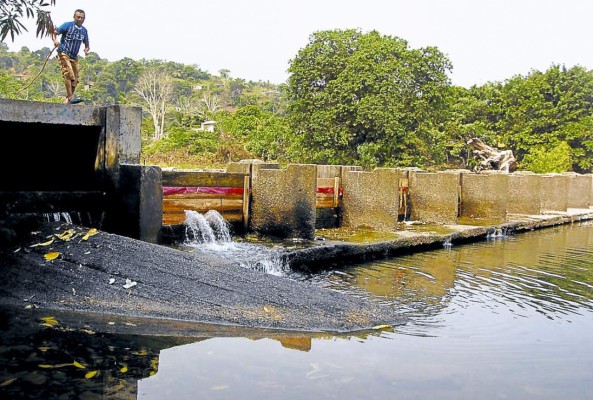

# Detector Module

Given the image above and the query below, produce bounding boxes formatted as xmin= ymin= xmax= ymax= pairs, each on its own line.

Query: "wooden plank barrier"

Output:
xmin=161 ymin=171 xmax=250 ymax=227
xmin=316 ymin=177 xmax=342 ymax=209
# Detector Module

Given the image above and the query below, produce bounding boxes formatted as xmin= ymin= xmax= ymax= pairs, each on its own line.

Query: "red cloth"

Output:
xmin=163 ymin=187 xmax=244 ymax=196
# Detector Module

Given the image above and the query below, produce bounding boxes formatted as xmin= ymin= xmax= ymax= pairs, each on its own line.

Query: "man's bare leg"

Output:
xmin=64 ymin=79 xmax=74 ymax=103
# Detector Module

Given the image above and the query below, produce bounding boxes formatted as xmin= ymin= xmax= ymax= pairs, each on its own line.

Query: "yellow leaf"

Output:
xmin=56 ymin=229 xmax=77 ymax=241
xmin=0 ymin=377 xmax=17 ymax=387
xmin=85 ymin=370 xmax=98 ymax=379
xmin=82 ymin=228 xmax=98 ymax=241
xmin=40 ymin=316 xmax=59 ymax=326
xmin=38 ymin=364 xmax=54 ymax=369
xmin=372 ymin=324 xmax=392 ymax=331
xmin=30 ymin=238 xmax=55 ymax=248
xmin=44 ymin=252 xmax=60 ymax=261
xmin=38 ymin=346 xmax=50 ymax=352
xmin=72 ymin=361 xmax=86 ymax=369
xmin=120 ymin=365 xmax=128 ymax=373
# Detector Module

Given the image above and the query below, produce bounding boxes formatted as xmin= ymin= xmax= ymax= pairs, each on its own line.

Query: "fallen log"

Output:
xmin=467 ymin=138 xmax=517 ymax=173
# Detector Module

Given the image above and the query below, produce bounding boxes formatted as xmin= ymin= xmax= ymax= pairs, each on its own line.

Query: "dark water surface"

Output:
xmin=2 ymin=222 xmax=593 ymax=399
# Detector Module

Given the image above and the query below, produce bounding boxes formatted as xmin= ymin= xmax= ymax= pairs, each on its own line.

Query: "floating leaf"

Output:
xmin=0 ymin=377 xmax=17 ymax=387
xmin=85 ymin=370 xmax=98 ymax=379
xmin=38 ymin=347 xmax=50 ymax=352
xmin=38 ymin=363 xmax=72 ymax=369
xmin=372 ymin=324 xmax=392 ymax=331
xmin=44 ymin=252 xmax=60 ymax=261
xmin=30 ymin=238 xmax=54 ymax=248
xmin=40 ymin=316 xmax=59 ymax=327
xmin=72 ymin=361 xmax=86 ymax=369
xmin=82 ymin=228 xmax=98 ymax=241
xmin=56 ymin=229 xmax=77 ymax=241
xmin=120 ymin=365 xmax=128 ymax=373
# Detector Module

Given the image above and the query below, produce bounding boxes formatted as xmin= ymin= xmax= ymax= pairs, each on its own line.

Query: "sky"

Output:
xmin=5 ymin=0 xmax=593 ymax=87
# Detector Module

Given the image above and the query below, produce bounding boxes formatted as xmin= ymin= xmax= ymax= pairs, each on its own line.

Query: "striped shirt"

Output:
xmin=56 ymin=21 xmax=89 ymax=59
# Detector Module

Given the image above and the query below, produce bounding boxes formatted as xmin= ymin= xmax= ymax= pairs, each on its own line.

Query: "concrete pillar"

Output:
xmin=103 ymin=165 xmax=163 ymax=243
xmin=250 ymin=164 xmax=317 ymax=239
xmin=460 ymin=172 xmax=508 ymax=221
xmin=341 ymin=168 xmax=400 ymax=231
xmin=104 ymin=105 xmax=142 ymax=184
xmin=409 ymin=171 xmax=460 ymax=224
xmin=565 ymin=173 xmax=591 ymax=209
xmin=508 ymin=172 xmax=542 ymax=215
xmin=540 ymin=174 xmax=568 ymax=212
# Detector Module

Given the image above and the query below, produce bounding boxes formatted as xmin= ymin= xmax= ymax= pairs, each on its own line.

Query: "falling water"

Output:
xmin=183 ymin=210 xmax=231 ymax=244
xmin=182 ymin=209 xmax=294 ymax=277
xmin=44 ymin=212 xmax=73 ymax=224
xmin=204 ymin=210 xmax=232 ymax=242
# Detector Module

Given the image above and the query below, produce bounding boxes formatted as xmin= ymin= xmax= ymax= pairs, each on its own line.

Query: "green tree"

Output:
xmin=286 ymin=29 xmax=452 ymax=168
xmin=1 ymin=0 xmax=56 ymax=42
xmin=521 ymin=142 xmax=572 ymax=173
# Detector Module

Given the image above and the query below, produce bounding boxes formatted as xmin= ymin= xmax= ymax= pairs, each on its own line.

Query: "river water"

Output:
xmin=2 ymin=221 xmax=593 ymax=399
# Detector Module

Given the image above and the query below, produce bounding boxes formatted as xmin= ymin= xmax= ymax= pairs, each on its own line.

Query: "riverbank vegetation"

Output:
xmin=1 ymin=28 xmax=592 ymax=173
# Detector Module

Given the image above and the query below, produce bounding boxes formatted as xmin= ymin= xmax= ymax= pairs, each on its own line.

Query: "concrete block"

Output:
xmin=540 ymin=174 xmax=568 ymax=212
xmin=251 ymin=164 xmax=317 ymax=239
xmin=508 ymin=172 xmax=542 ymax=215
xmin=103 ymin=165 xmax=163 ymax=243
xmin=460 ymin=173 xmax=508 ymax=220
xmin=341 ymin=168 xmax=400 ymax=230
xmin=565 ymin=173 xmax=591 ymax=209
xmin=409 ymin=171 xmax=459 ymax=224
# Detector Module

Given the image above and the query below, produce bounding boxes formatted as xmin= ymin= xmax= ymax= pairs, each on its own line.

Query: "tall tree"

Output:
xmin=0 ymin=0 xmax=56 ymax=42
xmin=286 ymin=29 xmax=452 ymax=168
xmin=134 ymin=67 xmax=173 ymax=139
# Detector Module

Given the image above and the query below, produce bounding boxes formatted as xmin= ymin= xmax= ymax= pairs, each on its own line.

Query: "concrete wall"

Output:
xmin=409 ymin=171 xmax=460 ymax=224
xmin=540 ymin=174 xmax=568 ymax=212
xmin=0 ymin=99 xmax=159 ymax=242
xmin=565 ymin=173 xmax=592 ymax=209
xmin=250 ymin=164 xmax=317 ymax=239
xmin=460 ymin=172 xmax=509 ymax=220
xmin=341 ymin=168 xmax=401 ymax=230
xmin=508 ymin=172 xmax=542 ymax=215
xmin=104 ymin=165 xmax=163 ymax=243
xmin=317 ymin=165 xmax=363 ymax=179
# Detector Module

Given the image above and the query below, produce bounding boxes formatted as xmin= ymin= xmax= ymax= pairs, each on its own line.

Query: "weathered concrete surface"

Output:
xmin=341 ymin=168 xmax=401 ymax=231
xmin=508 ymin=172 xmax=541 ymax=215
xmin=250 ymin=164 xmax=317 ymax=239
xmin=0 ymin=220 xmax=401 ymax=334
xmin=460 ymin=172 xmax=508 ymax=220
xmin=565 ymin=173 xmax=592 ymax=209
xmin=409 ymin=171 xmax=460 ymax=224
xmin=540 ymin=174 xmax=568 ymax=212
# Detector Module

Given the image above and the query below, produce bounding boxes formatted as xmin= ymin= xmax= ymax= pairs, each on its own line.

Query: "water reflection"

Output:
xmin=2 ymin=222 xmax=593 ymax=399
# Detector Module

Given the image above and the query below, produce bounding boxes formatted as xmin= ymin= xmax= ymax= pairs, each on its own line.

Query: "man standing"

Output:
xmin=51 ymin=9 xmax=90 ymax=104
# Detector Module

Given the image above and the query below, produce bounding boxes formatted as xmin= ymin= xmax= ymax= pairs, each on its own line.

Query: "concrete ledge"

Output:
xmin=283 ymin=209 xmax=593 ymax=272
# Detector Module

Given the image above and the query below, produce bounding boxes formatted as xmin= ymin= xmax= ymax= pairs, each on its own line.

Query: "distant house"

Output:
xmin=199 ymin=120 xmax=216 ymax=132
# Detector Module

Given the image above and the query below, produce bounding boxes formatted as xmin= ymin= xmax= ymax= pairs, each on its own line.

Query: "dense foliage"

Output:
xmin=286 ymin=29 xmax=452 ymax=168
xmin=2 ymin=27 xmax=593 ymax=173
